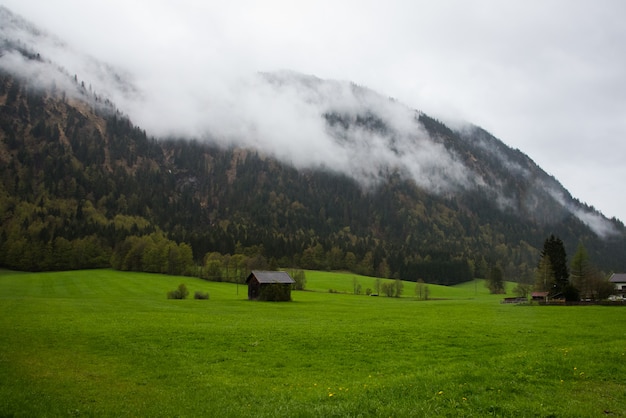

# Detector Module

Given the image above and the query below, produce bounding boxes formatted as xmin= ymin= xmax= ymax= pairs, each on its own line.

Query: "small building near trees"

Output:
xmin=246 ymin=270 xmax=295 ymax=301
xmin=609 ymin=273 xmax=626 ymax=299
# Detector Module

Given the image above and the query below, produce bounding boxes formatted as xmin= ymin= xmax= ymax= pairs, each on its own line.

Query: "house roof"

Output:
xmin=246 ymin=270 xmax=295 ymax=284
xmin=531 ymin=292 xmax=548 ymax=297
xmin=609 ymin=273 xmax=626 ymax=283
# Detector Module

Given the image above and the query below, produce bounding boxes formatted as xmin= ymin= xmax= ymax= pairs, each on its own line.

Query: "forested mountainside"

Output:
xmin=1 ymin=1 xmax=625 ymax=283
xmin=1 ymin=61 xmax=625 ymax=284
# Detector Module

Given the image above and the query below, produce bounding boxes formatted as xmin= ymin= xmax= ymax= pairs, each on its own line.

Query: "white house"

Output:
xmin=609 ymin=273 xmax=626 ymax=299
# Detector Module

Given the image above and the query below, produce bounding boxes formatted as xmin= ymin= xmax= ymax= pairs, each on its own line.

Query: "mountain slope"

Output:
xmin=261 ymin=71 xmax=620 ymax=238
xmin=1 ymin=6 xmax=625 ymax=282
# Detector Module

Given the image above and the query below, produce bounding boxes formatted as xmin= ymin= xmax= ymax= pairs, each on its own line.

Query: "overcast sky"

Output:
xmin=4 ymin=0 xmax=626 ymax=223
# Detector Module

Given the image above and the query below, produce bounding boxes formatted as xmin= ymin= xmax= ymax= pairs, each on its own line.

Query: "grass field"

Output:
xmin=0 ymin=269 xmax=624 ymax=417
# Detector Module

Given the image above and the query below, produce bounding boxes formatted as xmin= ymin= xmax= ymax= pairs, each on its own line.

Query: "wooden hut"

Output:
xmin=245 ymin=270 xmax=295 ymax=301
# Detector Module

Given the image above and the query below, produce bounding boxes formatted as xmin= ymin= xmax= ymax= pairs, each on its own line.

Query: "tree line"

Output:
xmin=533 ymin=235 xmax=614 ymax=301
xmin=485 ymin=234 xmax=616 ymax=301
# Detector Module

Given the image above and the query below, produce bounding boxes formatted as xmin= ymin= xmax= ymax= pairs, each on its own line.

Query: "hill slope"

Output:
xmin=1 ymin=6 xmax=625 ymax=282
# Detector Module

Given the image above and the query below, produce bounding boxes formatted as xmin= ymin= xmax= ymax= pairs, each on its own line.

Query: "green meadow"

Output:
xmin=0 ymin=269 xmax=624 ymax=417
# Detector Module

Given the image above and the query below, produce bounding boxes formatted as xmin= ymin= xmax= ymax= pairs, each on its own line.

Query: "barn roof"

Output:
xmin=609 ymin=273 xmax=626 ymax=283
xmin=246 ymin=270 xmax=295 ymax=284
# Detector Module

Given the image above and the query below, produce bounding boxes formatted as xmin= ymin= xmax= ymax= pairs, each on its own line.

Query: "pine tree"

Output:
xmin=540 ymin=235 xmax=569 ymax=295
xmin=535 ymin=254 xmax=554 ymax=293
xmin=570 ymin=242 xmax=591 ymax=299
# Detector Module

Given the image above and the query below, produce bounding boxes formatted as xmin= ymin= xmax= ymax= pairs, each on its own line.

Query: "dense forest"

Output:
xmin=1 ymin=63 xmax=625 ymax=284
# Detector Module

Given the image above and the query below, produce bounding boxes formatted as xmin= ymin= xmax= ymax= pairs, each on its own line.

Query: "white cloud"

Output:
xmin=547 ymin=187 xmax=618 ymax=238
xmin=2 ymin=0 xmax=626 ymax=223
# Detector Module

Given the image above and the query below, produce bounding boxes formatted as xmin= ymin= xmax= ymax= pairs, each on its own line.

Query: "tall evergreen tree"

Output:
xmin=540 ymin=235 xmax=569 ymax=295
xmin=570 ymin=242 xmax=591 ymax=298
xmin=535 ymin=254 xmax=554 ymax=293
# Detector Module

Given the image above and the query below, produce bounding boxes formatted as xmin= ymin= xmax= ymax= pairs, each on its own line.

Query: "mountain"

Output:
xmin=1 ymin=6 xmax=625 ymax=283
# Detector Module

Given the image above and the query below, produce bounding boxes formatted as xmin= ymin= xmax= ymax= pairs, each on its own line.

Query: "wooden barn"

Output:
xmin=245 ymin=270 xmax=295 ymax=301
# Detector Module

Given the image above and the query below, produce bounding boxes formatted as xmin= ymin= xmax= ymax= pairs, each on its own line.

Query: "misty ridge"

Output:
xmin=0 ymin=5 xmax=619 ymax=239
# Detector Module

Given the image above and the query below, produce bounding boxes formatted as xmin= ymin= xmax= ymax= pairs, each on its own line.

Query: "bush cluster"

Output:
xmin=167 ymin=284 xmax=189 ymax=299
xmin=167 ymin=284 xmax=210 ymax=300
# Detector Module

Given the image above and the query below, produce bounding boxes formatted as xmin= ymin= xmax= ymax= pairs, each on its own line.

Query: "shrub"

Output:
xmin=167 ymin=283 xmax=189 ymax=299
xmin=381 ymin=282 xmax=394 ymax=297
xmin=194 ymin=291 xmax=209 ymax=300
xmin=393 ymin=278 xmax=403 ymax=298
xmin=513 ymin=282 xmax=532 ymax=298
xmin=563 ymin=284 xmax=580 ymax=302
xmin=415 ymin=279 xmax=429 ymax=300
xmin=204 ymin=260 xmax=223 ymax=281
xmin=291 ymin=269 xmax=306 ymax=290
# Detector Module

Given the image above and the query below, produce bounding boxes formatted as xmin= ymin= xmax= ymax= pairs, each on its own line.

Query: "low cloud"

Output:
xmin=0 ymin=14 xmax=475 ymax=195
xmin=1 ymin=5 xmax=620 ymax=238
xmin=117 ymin=67 xmax=475 ymax=194
xmin=547 ymin=188 xmax=618 ymax=239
